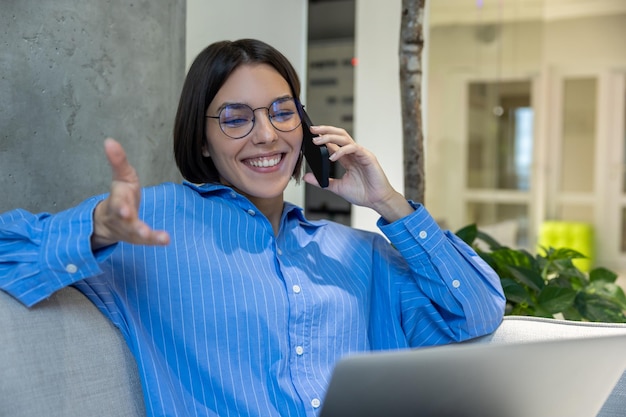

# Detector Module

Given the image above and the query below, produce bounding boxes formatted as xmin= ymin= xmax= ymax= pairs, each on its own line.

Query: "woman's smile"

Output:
xmin=244 ymin=152 xmax=284 ymax=169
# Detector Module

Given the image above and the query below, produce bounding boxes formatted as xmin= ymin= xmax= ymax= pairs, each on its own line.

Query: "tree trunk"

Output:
xmin=399 ymin=0 xmax=426 ymax=204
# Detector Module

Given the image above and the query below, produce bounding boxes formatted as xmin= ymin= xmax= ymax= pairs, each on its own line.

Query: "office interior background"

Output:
xmin=299 ymin=0 xmax=626 ymax=280
xmin=2 ymin=0 xmax=626 ymax=280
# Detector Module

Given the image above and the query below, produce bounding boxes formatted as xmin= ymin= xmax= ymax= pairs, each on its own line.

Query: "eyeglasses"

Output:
xmin=206 ymin=97 xmax=302 ymax=139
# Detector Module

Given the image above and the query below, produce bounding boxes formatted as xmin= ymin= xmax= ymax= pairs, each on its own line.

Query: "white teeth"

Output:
xmin=248 ymin=155 xmax=281 ymax=168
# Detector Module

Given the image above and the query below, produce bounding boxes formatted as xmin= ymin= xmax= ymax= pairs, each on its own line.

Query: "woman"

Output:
xmin=0 ymin=39 xmax=505 ymax=417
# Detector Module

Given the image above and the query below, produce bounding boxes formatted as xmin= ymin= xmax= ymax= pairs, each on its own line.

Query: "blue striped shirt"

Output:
xmin=0 ymin=181 xmax=505 ymax=417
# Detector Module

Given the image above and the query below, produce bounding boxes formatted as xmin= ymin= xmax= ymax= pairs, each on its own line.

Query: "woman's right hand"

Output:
xmin=91 ymin=138 xmax=170 ymax=250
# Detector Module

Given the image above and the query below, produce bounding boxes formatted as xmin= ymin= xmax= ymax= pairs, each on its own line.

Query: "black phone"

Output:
xmin=298 ymin=104 xmax=330 ymax=188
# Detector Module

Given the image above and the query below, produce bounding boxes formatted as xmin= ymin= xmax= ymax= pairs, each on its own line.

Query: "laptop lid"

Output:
xmin=319 ymin=334 xmax=626 ymax=417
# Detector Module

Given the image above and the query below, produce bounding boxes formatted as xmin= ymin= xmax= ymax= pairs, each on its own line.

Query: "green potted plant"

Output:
xmin=456 ymin=224 xmax=626 ymax=323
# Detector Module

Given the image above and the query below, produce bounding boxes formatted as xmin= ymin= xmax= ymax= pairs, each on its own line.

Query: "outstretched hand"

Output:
xmin=302 ymin=126 xmax=414 ymax=223
xmin=91 ymin=138 xmax=170 ymax=250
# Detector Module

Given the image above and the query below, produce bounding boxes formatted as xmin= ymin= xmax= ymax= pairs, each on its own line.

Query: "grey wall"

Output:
xmin=0 ymin=0 xmax=185 ymax=214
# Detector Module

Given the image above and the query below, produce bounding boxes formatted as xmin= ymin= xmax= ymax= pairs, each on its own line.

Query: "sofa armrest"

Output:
xmin=472 ymin=315 xmax=626 ymax=344
xmin=0 ymin=287 xmax=145 ymax=417
xmin=468 ymin=316 xmax=626 ymax=417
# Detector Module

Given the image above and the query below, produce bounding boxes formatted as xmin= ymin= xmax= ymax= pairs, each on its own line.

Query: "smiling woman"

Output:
xmin=0 ymin=38 xmax=505 ymax=417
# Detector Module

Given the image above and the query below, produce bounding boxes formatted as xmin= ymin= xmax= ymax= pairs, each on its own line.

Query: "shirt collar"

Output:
xmin=183 ymin=181 xmax=230 ymax=195
xmin=183 ymin=181 xmax=324 ymax=229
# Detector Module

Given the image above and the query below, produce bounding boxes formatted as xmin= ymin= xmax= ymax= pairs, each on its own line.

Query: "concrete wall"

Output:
xmin=0 ymin=0 xmax=185 ymax=214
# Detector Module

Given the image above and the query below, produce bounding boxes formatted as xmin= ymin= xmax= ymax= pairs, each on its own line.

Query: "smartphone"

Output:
xmin=298 ymin=104 xmax=330 ymax=188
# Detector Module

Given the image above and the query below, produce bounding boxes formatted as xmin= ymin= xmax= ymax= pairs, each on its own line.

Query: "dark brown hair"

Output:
xmin=173 ymin=38 xmax=304 ymax=184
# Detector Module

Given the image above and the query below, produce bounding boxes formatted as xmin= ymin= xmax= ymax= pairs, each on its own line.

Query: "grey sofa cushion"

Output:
xmin=469 ymin=316 xmax=626 ymax=417
xmin=0 ymin=287 xmax=145 ymax=417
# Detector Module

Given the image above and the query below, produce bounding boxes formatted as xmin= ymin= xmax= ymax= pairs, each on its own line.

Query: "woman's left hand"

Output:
xmin=302 ymin=125 xmax=414 ymax=223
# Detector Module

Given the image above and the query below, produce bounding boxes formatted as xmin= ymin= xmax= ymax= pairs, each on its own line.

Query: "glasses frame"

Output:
xmin=206 ymin=97 xmax=302 ymax=139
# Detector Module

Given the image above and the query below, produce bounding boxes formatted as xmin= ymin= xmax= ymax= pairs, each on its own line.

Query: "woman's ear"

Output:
xmin=201 ymin=145 xmax=210 ymax=158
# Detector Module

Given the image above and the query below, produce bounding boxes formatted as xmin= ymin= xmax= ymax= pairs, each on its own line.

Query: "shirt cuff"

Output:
xmin=377 ymin=201 xmax=446 ymax=260
xmin=37 ymin=197 xmax=110 ymax=298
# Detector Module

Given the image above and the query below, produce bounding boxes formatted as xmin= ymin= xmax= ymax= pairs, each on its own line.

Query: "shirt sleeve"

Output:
xmin=376 ymin=201 xmax=506 ymax=346
xmin=0 ymin=197 xmax=113 ymax=307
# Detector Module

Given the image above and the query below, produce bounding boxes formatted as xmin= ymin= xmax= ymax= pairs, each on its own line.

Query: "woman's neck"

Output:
xmin=248 ymin=195 xmax=284 ymax=235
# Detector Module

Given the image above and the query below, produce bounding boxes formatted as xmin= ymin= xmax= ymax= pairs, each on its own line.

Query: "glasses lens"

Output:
xmin=219 ymin=104 xmax=254 ymax=138
xmin=269 ymin=98 xmax=301 ymax=132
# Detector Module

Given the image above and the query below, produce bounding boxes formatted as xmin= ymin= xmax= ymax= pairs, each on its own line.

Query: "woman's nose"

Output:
xmin=250 ymin=110 xmax=278 ymax=144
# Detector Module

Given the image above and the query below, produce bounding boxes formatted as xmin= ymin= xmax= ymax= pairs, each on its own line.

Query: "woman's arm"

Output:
xmin=375 ymin=205 xmax=506 ymax=346
xmin=305 ymin=125 xmax=504 ymax=344
xmin=0 ymin=201 xmax=107 ymax=307
xmin=0 ymin=138 xmax=169 ymax=306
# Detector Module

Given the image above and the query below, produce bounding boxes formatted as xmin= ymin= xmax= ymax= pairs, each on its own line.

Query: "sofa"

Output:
xmin=1 ymin=287 xmax=625 ymax=417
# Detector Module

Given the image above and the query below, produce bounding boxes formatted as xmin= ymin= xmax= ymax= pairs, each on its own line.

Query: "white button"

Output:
xmin=452 ymin=279 xmax=461 ymax=288
xmin=65 ymin=264 xmax=78 ymax=273
xmin=311 ymin=398 xmax=321 ymax=408
xmin=295 ymin=346 xmax=304 ymax=355
xmin=277 ymin=248 xmax=283 ymax=256
xmin=247 ymin=209 xmax=256 ymax=216
xmin=418 ymin=230 xmax=428 ymax=239
xmin=292 ymin=285 xmax=301 ymax=294
xmin=230 ymin=192 xmax=237 ymax=198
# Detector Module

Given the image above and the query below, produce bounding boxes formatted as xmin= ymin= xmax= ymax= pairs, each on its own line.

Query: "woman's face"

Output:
xmin=203 ymin=64 xmax=302 ymax=201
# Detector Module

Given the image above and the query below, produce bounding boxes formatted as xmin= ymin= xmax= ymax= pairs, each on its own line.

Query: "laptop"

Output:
xmin=319 ymin=334 xmax=626 ymax=417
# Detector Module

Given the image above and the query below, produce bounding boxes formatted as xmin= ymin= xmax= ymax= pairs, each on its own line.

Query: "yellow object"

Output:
xmin=538 ymin=221 xmax=594 ymax=272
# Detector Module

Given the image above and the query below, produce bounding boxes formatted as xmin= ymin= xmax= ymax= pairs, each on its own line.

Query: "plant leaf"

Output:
xmin=476 ymin=230 xmax=504 ymax=250
xmin=508 ymin=265 xmax=545 ymax=293
xmin=586 ymin=281 xmax=626 ymax=310
xmin=458 ymin=223 xmax=625 ymax=323
xmin=561 ymin=306 xmax=583 ymax=321
xmin=501 ymin=278 xmax=534 ymax=305
xmin=537 ymin=285 xmax=577 ymax=314
xmin=455 ymin=224 xmax=477 ymax=246
xmin=546 ymin=247 xmax=586 ymax=261
xmin=549 ymin=276 xmax=574 ymax=289
xmin=509 ymin=303 xmax=536 ymax=317
xmin=589 ymin=267 xmax=618 ymax=284
xmin=575 ymin=293 xmax=626 ymax=323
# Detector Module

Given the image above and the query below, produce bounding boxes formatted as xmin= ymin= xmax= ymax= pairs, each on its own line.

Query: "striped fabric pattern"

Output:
xmin=0 ymin=181 xmax=505 ymax=417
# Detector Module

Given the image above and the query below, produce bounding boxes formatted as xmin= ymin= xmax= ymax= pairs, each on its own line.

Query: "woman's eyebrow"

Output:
xmin=213 ymin=94 xmax=294 ymax=113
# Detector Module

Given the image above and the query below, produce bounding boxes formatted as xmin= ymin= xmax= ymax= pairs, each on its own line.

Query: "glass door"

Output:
xmin=549 ymin=77 xmax=597 ymax=222
xmin=608 ymin=72 xmax=626 ymax=273
xmin=462 ymin=72 xmax=626 ymax=274
xmin=620 ymin=75 xmax=626 ymax=256
xmin=464 ymin=80 xmax=534 ymax=248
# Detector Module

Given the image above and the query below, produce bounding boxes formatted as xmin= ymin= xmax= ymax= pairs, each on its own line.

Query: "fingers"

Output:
xmin=310 ymin=125 xmax=352 ymax=145
xmin=118 ymin=217 xmax=170 ymax=246
xmin=302 ymin=172 xmax=319 ymax=187
xmin=104 ymin=137 xmax=140 ymax=221
xmin=92 ymin=198 xmax=170 ymax=249
xmin=104 ymin=138 xmax=138 ymax=184
xmin=91 ymin=138 xmax=170 ymax=249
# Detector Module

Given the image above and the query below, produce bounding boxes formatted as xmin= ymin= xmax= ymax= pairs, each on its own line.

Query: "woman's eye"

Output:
xmin=221 ymin=105 xmax=253 ymax=127
xmin=222 ymin=117 xmax=250 ymax=127
xmin=272 ymin=110 xmax=295 ymax=122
